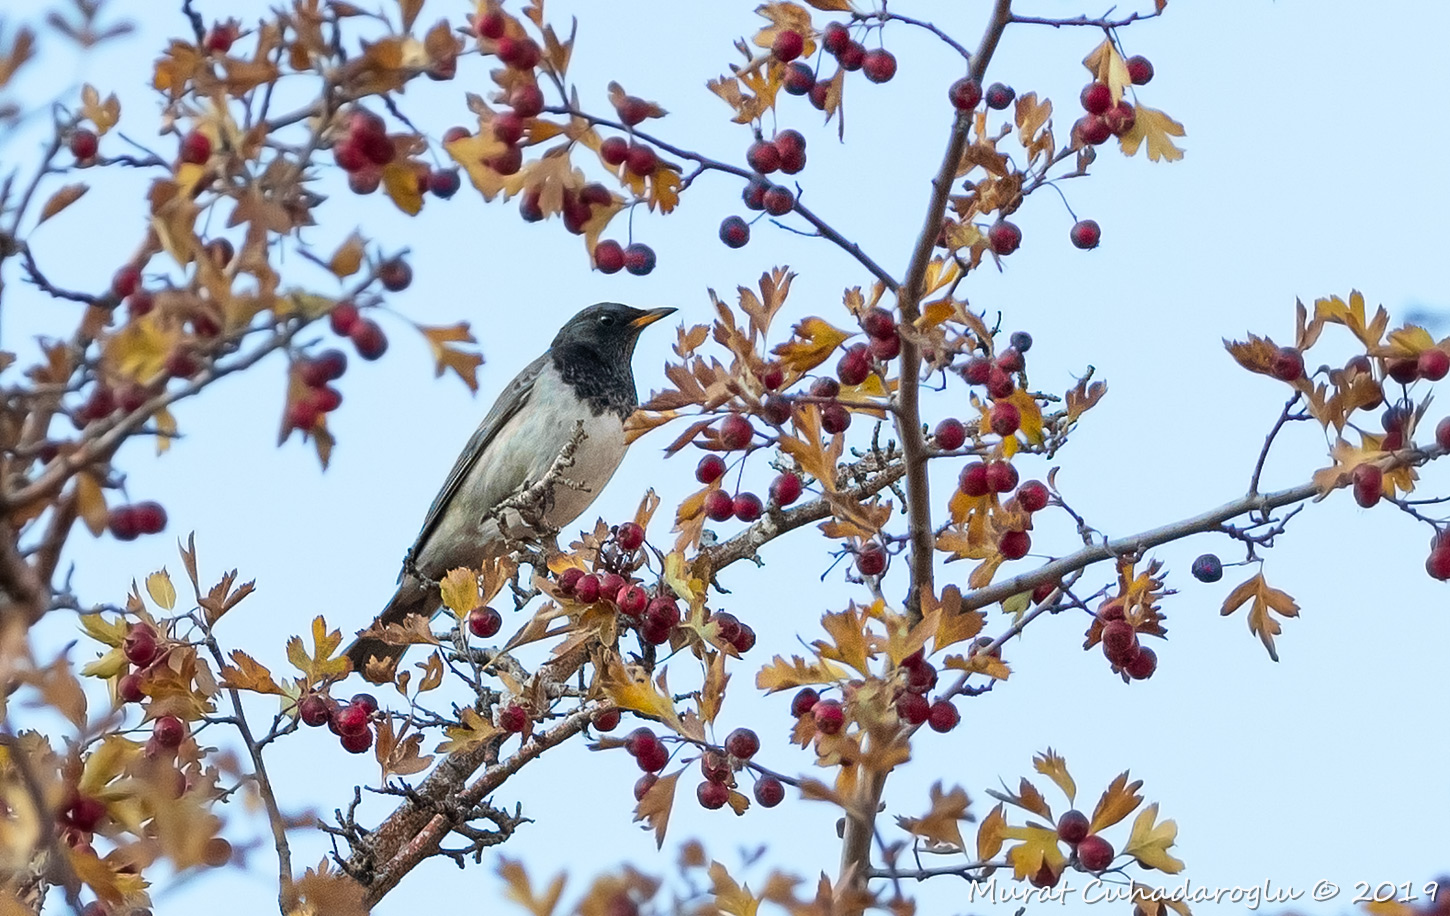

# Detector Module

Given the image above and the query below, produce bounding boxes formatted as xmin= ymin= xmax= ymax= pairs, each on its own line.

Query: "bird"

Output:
xmin=345 ymin=302 xmax=676 ymax=681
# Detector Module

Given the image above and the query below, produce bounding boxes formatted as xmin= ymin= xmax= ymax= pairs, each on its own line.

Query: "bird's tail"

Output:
xmin=344 ymin=576 xmax=437 ymax=684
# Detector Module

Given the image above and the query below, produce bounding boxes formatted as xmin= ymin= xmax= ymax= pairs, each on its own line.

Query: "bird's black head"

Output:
xmin=549 ymin=303 xmax=675 ymax=416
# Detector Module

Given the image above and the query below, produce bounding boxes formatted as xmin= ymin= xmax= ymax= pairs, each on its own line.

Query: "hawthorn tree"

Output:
xmin=0 ymin=1 xmax=1446 ymax=915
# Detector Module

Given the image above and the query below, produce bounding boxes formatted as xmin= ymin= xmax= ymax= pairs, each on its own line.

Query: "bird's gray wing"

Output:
xmin=407 ymin=351 xmax=550 ymax=561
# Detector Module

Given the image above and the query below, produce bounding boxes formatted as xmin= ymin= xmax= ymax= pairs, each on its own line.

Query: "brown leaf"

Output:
xmin=633 ymin=768 xmax=681 ymax=848
xmin=416 ymin=322 xmax=484 ymax=391
xmin=1089 ymin=771 xmax=1144 ymax=833
xmin=38 ymin=183 xmax=88 ymax=223
xmin=1220 ymin=572 xmax=1299 ymax=661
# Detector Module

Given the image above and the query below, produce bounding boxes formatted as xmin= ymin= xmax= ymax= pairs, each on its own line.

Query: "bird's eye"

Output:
xmin=598 ymin=313 xmax=616 ymax=327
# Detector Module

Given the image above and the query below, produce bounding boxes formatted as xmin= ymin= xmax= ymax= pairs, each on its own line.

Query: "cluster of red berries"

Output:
xmin=298 ymin=691 xmax=378 ymax=754
xmin=1386 ymin=348 xmax=1450 ymax=386
xmin=554 ymin=562 xmax=692 ymax=647
xmin=1094 ymin=598 xmax=1157 ymax=680
xmin=1072 ymin=54 xmax=1152 ymax=149
xmin=76 ymin=375 xmax=150 ymax=426
xmin=890 ymin=651 xmax=962 ymax=732
xmin=1056 ymin=809 xmax=1117 ymax=874
xmin=287 ymin=349 xmax=346 ymax=432
xmin=115 ymin=623 xmax=165 ymax=703
xmin=327 ymin=298 xmax=388 ymax=361
xmin=334 ymin=109 xmax=461 ymax=198
xmin=741 ymin=174 xmax=796 ymax=219
xmin=697 ymin=445 xmax=804 ymax=526
xmin=108 ymin=501 xmax=168 ymax=542
xmin=593 ymin=239 xmax=656 ymax=276
xmin=777 ymin=22 xmax=897 ymax=110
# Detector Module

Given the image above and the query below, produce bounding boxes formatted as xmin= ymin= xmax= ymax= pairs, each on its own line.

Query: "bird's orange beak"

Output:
xmin=631 ymin=307 xmax=677 ymax=329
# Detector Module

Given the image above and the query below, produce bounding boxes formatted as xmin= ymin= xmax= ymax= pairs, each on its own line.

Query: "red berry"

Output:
xmin=999 ymin=530 xmax=1030 ymax=560
xmin=509 ymin=83 xmax=545 ymax=118
xmin=600 ymin=136 xmax=629 ymax=166
xmin=869 ymin=333 xmax=900 ymax=362
xmin=314 ymin=348 xmax=348 ymax=382
xmin=742 ymin=177 xmax=770 ymax=211
xmin=988 ymin=220 xmax=1022 ymax=255
xmin=204 ymin=22 xmax=238 ymax=53
xmin=132 ymin=501 xmax=167 ymax=535
xmin=772 ymin=30 xmax=804 ymax=62
xmin=1075 ymin=115 xmax=1112 ymax=146
xmin=594 ymin=240 xmax=625 ymax=274
xmin=790 ymin=688 xmax=820 ymax=718
xmin=784 ymin=62 xmax=815 ymax=95
xmin=838 ymin=41 xmax=865 ymax=71
xmin=696 ymin=454 xmax=727 ymax=484
xmin=180 ymin=131 xmax=212 ymax=165
xmin=165 ymin=349 xmax=201 ymax=378
xmin=769 ymin=472 xmax=803 ymax=506
xmin=597 ymin=573 xmax=626 ymax=601
xmin=616 ymin=95 xmax=651 ymax=127
xmin=63 ymin=795 xmax=106 ymax=832
xmin=837 ymin=344 xmax=871 ymax=386
xmin=492 ymin=111 xmax=525 ymax=145
xmin=761 ymin=394 xmax=792 ymax=426
xmin=1437 ymin=417 xmax=1450 ymax=451
xmin=821 ymin=23 xmax=850 ymax=56
xmin=1077 ymin=835 xmax=1115 ymax=871
xmin=820 ymin=403 xmax=851 ymax=434
xmin=69 ymin=128 xmax=99 ymax=161
xmin=861 ymin=307 xmax=895 ymax=340
xmin=927 ymin=699 xmax=959 ymax=733
xmin=948 ymin=78 xmax=982 ymax=111
xmin=985 ymin=461 xmax=1018 ymax=493
xmin=1126 ymin=55 xmax=1155 ymax=85
xmin=862 ymin=49 xmax=896 ymax=83
xmin=442 ymin=125 xmax=470 ymax=145
xmin=697 ymin=780 xmax=730 ymax=810
xmin=468 ymin=605 xmax=503 ymax=638
xmin=616 ymin=584 xmax=648 ymax=617
xmin=488 ymin=145 xmax=522 ymax=175
xmin=1057 ymin=809 xmax=1090 ymax=845
xmin=733 ymin=492 xmax=763 ymax=522
xmin=633 ymin=774 xmax=658 ymax=801
xmin=1420 ymin=349 xmax=1450 ymax=382
xmin=934 ymin=418 xmax=966 ymax=451
xmin=719 ymin=414 xmax=754 ymax=450
xmin=704 ymin=489 xmax=735 ymax=522
xmin=1351 ymin=463 xmax=1383 ymax=508
xmin=124 ymin=626 xmax=158 ymax=666
xmin=592 ymin=707 xmax=620 ymax=731
xmin=349 ymin=692 xmax=378 ymax=714
xmin=985 ymin=82 xmax=1016 ymax=110
xmin=330 ymin=301 xmax=360 ymax=335
xmin=753 ymin=775 xmax=785 ymax=807
xmin=963 ymin=357 xmax=991 ymax=385
xmin=298 ymin=694 xmax=331 ymax=727
xmin=775 ymin=133 xmax=807 ymax=174
xmin=1388 ymin=358 xmax=1419 ymax=384
xmin=725 ymin=727 xmax=760 ymax=759
xmin=1017 ymin=480 xmax=1049 ymax=513
xmin=616 ymin=521 xmax=645 ymax=551
xmin=623 ymin=243 xmax=656 ymax=276
xmin=732 ymin=624 xmax=756 ymax=654
xmin=1098 ymin=599 xmax=1126 ymax=623
xmin=856 ymin=545 xmax=886 ymax=577
xmin=719 ymin=215 xmax=751 ymax=248
xmin=1070 ymin=219 xmax=1101 ymax=250
xmin=959 ymin=463 xmax=989 ymax=497
xmin=573 ymin=573 xmax=601 ymax=603
xmin=896 ymin=691 xmax=930 ymax=724
xmin=350 ymin=318 xmax=388 ymax=360
xmin=810 ymin=377 xmax=840 ymax=399
xmin=111 ymin=265 xmax=142 ymax=299
xmin=1032 ymin=579 xmax=1059 ymax=604
xmin=498 ymin=703 xmax=530 ymax=733
xmin=1103 ymin=101 xmax=1136 ymax=136
xmin=1101 ymin=619 xmax=1139 ymax=666
xmin=1427 ymin=544 xmax=1450 ymax=581
xmin=126 ymin=290 xmax=154 ymax=318
xmin=1124 ymin=645 xmax=1157 ymax=680
xmin=626 ymin=143 xmax=657 ymax=176
xmin=990 ymin=401 xmax=1021 ymax=437
xmin=333 ymin=703 xmax=370 ymax=737
xmin=341 ymin=728 xmax=373 ymax=754
xmin=1080 ymin=82 xmax=1112 ymax=115
xmin=476 ymin=10 xmax=506 ymax=39
xmin=153 ymin=715 xmax=186 ymax=749
xmin=118 ymin=672 xmax=145 ymax=703
xmin=496 ymin=35 xmax=541 ymax=70
xmin=808 ymin=81 xmax=830 ymax=111
xmin=556 ymin=567 xmax=584 ymax=595
xmin=762 ymin=185 xmax=794 ymax=216
xmin=812 ymin=699 xmax=844 ymax=735
xmin=378 ymin=258 xmax=412 ymax=292
xmin=634 ymin=735 xmax=670 ymax=772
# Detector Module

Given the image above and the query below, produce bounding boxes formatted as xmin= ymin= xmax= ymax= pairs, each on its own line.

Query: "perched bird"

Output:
xmin=345 ymin=302 xmax=675 ymax=681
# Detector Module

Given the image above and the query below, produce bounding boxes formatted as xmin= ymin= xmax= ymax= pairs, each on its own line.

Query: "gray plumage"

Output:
xmin=345 ymin=302 xmax=674 ymax=680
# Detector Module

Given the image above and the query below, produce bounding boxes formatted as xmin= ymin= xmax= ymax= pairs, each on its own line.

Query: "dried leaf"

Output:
xmin=38 ymin=183 xmax=88 ymax=223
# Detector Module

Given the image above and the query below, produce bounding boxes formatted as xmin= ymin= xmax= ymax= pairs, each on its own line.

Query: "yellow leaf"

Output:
xmin=145 ymin=570 xmax=176 ymax=610
xmin=1082 ymin=40 xmax=1130 ymax=104
xmin=710 ymin=861 xmax=760 ymax=916
xmin=382 ymin=161 xmax=423 ymax=215
xmin=976 ymin=803 xmax=1006 ymax=860
xmin=771 ymin=317 xmax=852 ymax=373
xmin=1123 ymin=803 xmax=1185 ymax=874
xmin=437 ymin=707 xmax=499 ymax=754
xmin=755 ymin=655 xmax=850 ymax=692
xmin=438 ymin=567 xmax=479 ymax=619
xmin=220 ymin=651 xmax=283 ymax=695
xmin=498 ymin=857 xmax=565 ymax=916
xmin=600 ymin=655 xmax=681 ymax=731
xmin=38 ymin=183 xmax=88 ymax=223
xmin=1089 ymin=771 xmax=1144 ymax=833
xmin=328 ymin=232 xmax=366 ymax=278
xmin=1118 ymin=105 xmax=1186 ymax=163
xmin=416 ymin=322 xmax=484 ymax=392
xmin=1003 ymin=825 xmax=1067 ymax=881
xmin=154 ymin=406 xmax=177 ymax=455
xmin=1219 ymin=572 xmax=1299 ymax=662
xmin=81 ymin=83 xmax=120 ymax=133
xmin=896 ymin=782 xmax=970 ymax=850
xmin=1033 ymin=749 xmax=1076 ymax=804
xmin=75 ymin=471 xmax=108 ymax=536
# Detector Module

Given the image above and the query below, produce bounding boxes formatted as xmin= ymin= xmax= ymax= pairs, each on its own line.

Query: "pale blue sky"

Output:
xmin=8 ymin=2 xmax=1450 ymax=914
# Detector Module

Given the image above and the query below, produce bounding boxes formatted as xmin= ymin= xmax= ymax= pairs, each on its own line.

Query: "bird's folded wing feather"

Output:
xmin=407 ymin=351 xmax=549 ymax=560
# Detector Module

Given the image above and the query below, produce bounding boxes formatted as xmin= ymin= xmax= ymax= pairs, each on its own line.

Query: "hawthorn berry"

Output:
xmin=869 ymin=333 xmax=900 ymax=361
xmin=1011 ymin=331 xmax=1034 ymax=353
xmin=963 ymin=357 xmax=992 ymax=385
xmin=1351 ymin=463 xmax=1383 ymax=508
xmin=1075 ymin=114 xmax=1112 ymax=146
xmin=1126 ymin=54 xmax=1155 ymax=85
xmin=498 ymin=703 xmax=530 ymax=734
xmin=791 ymin=687 xmax=821 ymax=717
xmin=341 ymin=728 xmax=373 ymax=754
xmin=616 ymin=584 xmax=649 ymax=617
xmin=775 ymin=129 xmax=807 ymax=173
xmin=1103 ymin=100 xmax=1136 ymax=136
xmin=1437 ymin=417 xmax=1450 ymax=451
xmin=822 ymin=22 xmax=850 ymax=55
xmin=770 ymin=472 xmax=803 ymax=506
xmin=730 ymin=623 xmax=756 ymax=653
xmin=476 ymin=9 xmax=506 ymax=39
xmin=616 ymin=521 xmax=645 ymax=551
xmin=704 ymin=489 xmax=735 ymax=522
xmin=298 ymin=695 xmax=331 ymax=727
xmin=1080 ymin=82 xmax=1112 ymax=115
xmin=808 ymin=81 xmax=830 ymax=111
xmin=725 ymin=727 xmax=760 ymax=759
xmin=118 ymin=672 xmax=146 ymax=703
xmin=519 ymin=189 xmax=545 ymax=222
xmin=573 ymin=573 xmax=602 ymax=603
xmin=762 ymin=394 xmax=792 ymax=426
xmin=1271 ymin=347 xmax=1304 ymax=382
xmin=204 ymin=21 xmax=238 ymax=53
xmin=625 ymin=143 xmax=658 ymax=177
xmin=616 ymin=95 xmax=650 ymax=126
xmin=594 ymin=240 xmax=625 ymax=274
xmin=862 ymin=48 xmax=896 ymax=83
xmin=153 ymin=715 xmax=187 ymax=749
xmin=985 ymin=82 xmax=1016 ymax=110
xmin=1125 ymin=646 xmax=1157 ymax=680
xmin=959 ymin=462 xmax=990 ymax=497
xmin=509 ymin=83 xmax=545 ymax=118
xmin=132 ymin=501 xmax=167 ymax=535
xmin=948 ymin=77 xmax=982 ymax=111
xmin=697 ymin=780 xmax=730 ymax=810
xmin=468 ymin=605 xmax=503 ymax=638
xmin=1191 ymin=553 xmax=1223 ymax=583
xmin=696 ymin=454 xmax=727 ymax=484
xmin=719 ymin=414 xmax=754 ymax=450
xmin=772 ymin=29 xmax=804 ymax=62
xmin=69 ymin=128 xmax=99 ymax=161
xmin=784 ymin=62 xmax=815 ymax=95
xmin=1070 ymin=219 xmax=1101 ymax=250
xmin=990 ymin=401 xmax=1021 ymax=437
xmin=600 ymin=136 xmax=629 ymax=166
xmin=810 ymin=376 xmax=840 ymax=399
xmin=126 ymin=290 xmax=154 ymax=318
xmin=985 ymin=460 xmax=1018 ymax=493
xmin=180 ymin=131 xmax=212 ymax=165
xmin=999 ymin=530 xmax=1031 ymax=560
xmin=1057 ymin=809 xmax=1090 ymax=845
xmin=837 ymin=344 xmax=871 ymax=386
xmin=623 ymin=243 xmax=656 ymax=276
xmin=496 ymin=35 xmax=541 ymax=70
xmin=896 ymin=691 xmax=930 ymax=725
xmin=378 ymin=258 xmax=412 ymax=292
xmin=753 ymin=775 xmax=785 ymax=807
xmin=988 ymin=220 xmax=1022 ymax=255
xmin=747 ymin=140 xmax=781 ymax=174
xmin=719 ymin=215 xmax=751 ymax=248
xmin=856 ymin=544 xmax=887 ymax=577
xmin=838 ymin=41 xmax=866 ymax=70
xmin=111 ymin=265 xmax=142 ymax=299
xmin=1420 ymin=349 xmax=1450 ymax=382
xmin=934 ymin=418 xmax=966 ymax=451
xmin=762 ymin=184 xmax=795 ymax=216
xmin=350 ymin=318 xmax=389 ymax=360
xmin=733 ymin=492 xmax=763 ymax=522
xmin=1017 ymin=480 xmax=1049 ymax=513
xmin=812 ymin=699 xmax=845 ymax=735
xmin=1077 ymin=835 xmax=1115 ymax=871
xmin=633 ymin=774 xmax=658 ymax=801
xmin=1427 ymin=543 xmax=1450 ymax=581
xmin=821 ymin=403 xmax=851 ymax=434
xmin=927 ymin=699 xmax=959 ymax=733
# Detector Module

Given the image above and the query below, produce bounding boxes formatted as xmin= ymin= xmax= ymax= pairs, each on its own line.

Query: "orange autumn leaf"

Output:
xmin=1220 ymin=572 xmax=1299 ymax=661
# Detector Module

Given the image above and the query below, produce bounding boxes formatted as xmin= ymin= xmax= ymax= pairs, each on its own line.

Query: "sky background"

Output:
xmin=6 ymin=1 xmax=1450 ymax=914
